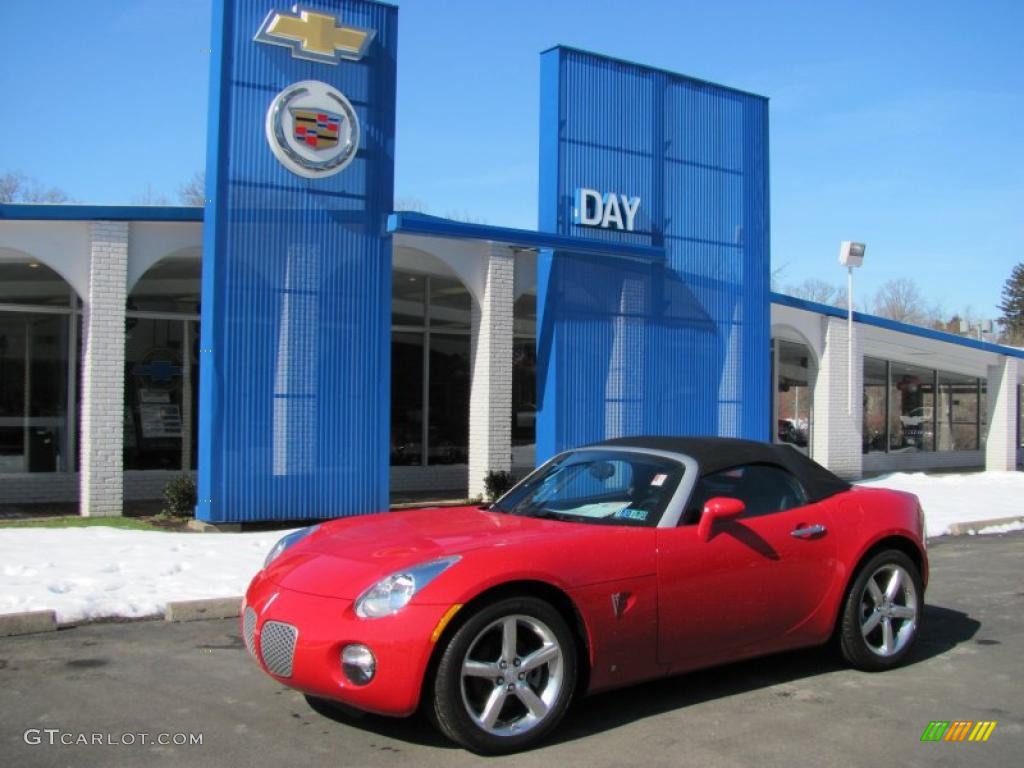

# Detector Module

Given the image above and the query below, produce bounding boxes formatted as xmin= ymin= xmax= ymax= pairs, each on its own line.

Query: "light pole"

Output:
xmin=839 ymin=241 xmax=866 ymax=415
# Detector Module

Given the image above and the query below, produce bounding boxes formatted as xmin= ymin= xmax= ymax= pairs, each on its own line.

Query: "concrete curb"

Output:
xmin=0 ymin=610 xmax=58 ymax=637
xmin=187 ymin=519 xmax=242 ymax=533
xmin=948 ymin=516 xmax=1024 ymax=536
xmin=164 ymin=596 xmax=243 ymax=623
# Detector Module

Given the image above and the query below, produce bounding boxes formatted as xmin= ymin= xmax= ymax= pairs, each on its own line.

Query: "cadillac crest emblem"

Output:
xmin=265 ymin=80 xmax=359 ymax=178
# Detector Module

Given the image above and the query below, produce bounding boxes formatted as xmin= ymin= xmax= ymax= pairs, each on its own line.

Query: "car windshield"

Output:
xmin=490 ymin=450 xmax=685 ymax=527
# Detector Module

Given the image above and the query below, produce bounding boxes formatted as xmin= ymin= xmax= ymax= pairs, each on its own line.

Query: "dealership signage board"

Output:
xmin=197 ymin=1 xmax=397 ymax=522
xmin=573 ymin=188 xmax=642 ymax=231
xmin=537 ymin=47 xmax=770 ymax=461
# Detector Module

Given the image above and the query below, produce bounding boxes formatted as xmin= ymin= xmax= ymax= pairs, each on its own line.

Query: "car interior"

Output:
xmin=681 ymin=463 xmax=808 ymax=525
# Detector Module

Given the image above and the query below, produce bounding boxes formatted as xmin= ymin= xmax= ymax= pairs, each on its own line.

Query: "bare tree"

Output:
xmin=132 ymin=183 xmax=170 ymax=206
xmin=871 ymin=278 xmax=939 ymax=326
xmin=783 ymin=278 xmax=842 ymax=305
xmin=1 ymin=171 xmax=71 ymax=203
xmin=443 ymin=208 xmax=488 ymax=225
xmin=393 ymin=196 xmax=487 ymax=224
xmin=178 ymin=171 xmax=206 ymax=206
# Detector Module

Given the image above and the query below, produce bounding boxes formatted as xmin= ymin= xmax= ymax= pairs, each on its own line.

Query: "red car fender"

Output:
xmin=825 ymin=489 xmax=929 ymax=622
xmin=421 ymin=536 xmax=662 ymax=697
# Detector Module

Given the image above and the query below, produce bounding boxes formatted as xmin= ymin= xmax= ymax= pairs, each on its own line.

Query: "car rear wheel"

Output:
xmin=431 ymin=596 xmax=577 ymax=754
xmin=838 ymin=549 xmax=922 ymax=671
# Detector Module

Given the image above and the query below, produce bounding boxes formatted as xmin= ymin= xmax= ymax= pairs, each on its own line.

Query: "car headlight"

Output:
xmin=354 ymin=556 xmax=461 ymax=618
xmin=264 ymin=525 xmax=320 ymax=568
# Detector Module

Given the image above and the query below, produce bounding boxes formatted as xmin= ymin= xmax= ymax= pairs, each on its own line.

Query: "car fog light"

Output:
xmin=341 ymin=644 xmax=376 ymax=685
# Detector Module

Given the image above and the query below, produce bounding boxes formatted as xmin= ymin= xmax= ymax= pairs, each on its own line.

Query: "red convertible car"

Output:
xmin=242 ymin=437 xmax=927 ymax=753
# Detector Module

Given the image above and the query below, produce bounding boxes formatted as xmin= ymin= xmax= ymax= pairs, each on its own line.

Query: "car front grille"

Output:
xmin=242 ymin=607 xmax=257 ymax=657
xmin=260 ymin=621 xmax=298 ymax=678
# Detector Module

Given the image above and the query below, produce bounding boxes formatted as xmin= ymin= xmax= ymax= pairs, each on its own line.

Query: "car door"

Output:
xmin=656 ymin=464 xmax=837 ymax=671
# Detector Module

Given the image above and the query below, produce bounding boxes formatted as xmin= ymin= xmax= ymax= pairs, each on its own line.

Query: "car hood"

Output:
xmin=264 ymin=505 xmax=653 ymax=599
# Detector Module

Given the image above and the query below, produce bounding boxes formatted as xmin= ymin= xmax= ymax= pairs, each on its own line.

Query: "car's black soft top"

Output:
xmin=589 ymin=436 xmax=852 ymax=504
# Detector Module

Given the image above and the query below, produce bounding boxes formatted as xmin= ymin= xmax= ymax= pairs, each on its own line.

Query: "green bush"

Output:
xmin=483 ymin=470 xmax=516 ymax=502
xmin=162 ymin=474 xmax=197 ymax=517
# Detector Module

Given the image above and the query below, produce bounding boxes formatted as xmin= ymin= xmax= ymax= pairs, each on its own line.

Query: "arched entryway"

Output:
xmin=124 ymin=250 xmax=200 ymax=471
xmin=389 ymin=260 xmax=474 ymax=488
xmin=771 ymin=329 xmax=818 ymax=455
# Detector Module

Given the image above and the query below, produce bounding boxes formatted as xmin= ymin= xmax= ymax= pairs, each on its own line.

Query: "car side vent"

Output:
xmin=242 ymin=606 xmax=257 ymax=657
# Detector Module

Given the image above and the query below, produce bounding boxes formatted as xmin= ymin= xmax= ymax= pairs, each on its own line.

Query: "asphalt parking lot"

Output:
xmin=1 ymin=533 xmax=1021 ymax=768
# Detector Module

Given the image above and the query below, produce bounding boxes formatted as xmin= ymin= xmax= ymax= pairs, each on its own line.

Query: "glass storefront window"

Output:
xmin=889 ymin=363 xmax=935 ymax=452
xmin=1019 ymin=385 xmax=1023 ymax=459
xmin=866 ymin=357 xmax=989 ymax=456
xmin=428 ymin=334 xmax=469 ymax=464
xmin=775 ymin=339 xmax=813 ymax=453
xmin=979 ymin=381 xmax=987 ymax=450
xmin=0 ymin=313 xmax=72 ymax=472
xmin=863 ymin=357 xmax=888 ymax=454
xmin=512 ymin=282 xmax=537 ymax=467
xmin=392 ymin=272 xmax=425 ymax=327
xmin=390 ymin=331 xmax=423 ymax=465
xmin=390 ymin=269 xmax=472 ymax=467
xmin=937 ymin=372 xmax=979 ymax=451
xmin=513 ymin=293 xmax=536 ymax=336
xmin=512 ymin=340 xmax=536 ymax=456
xmin=123 ymin=318 xmax=198 ymax=470
xmin=124 ymin=257 xmax=201 ymax=471
xmin=428 ymin=275 xmax=472 ymax=331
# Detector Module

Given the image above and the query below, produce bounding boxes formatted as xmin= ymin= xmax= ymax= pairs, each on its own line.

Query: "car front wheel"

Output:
xmin=431 ymin=596 xmax=577 ymax=754
xmin=839 ymin=549 xmax=923 ymax=671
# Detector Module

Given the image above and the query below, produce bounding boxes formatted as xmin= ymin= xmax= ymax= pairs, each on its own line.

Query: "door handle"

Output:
xmin=791 ymin=524 xmax=827 ymax=539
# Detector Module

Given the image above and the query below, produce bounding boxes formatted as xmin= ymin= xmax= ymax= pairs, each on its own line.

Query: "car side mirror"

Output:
xmin=698 ymin=497 xmax=746 ymax=542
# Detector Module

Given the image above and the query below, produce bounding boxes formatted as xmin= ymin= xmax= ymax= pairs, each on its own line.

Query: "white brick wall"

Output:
xmin=467 ymin=243 xmax=515 ymax=499
xmin=812 ymin=316 xmax=864 ymax=479
xmin=79 ymin=222 xmax=129 ymax=516
xmin=986 ymin=357 xmax=1019 ymax=471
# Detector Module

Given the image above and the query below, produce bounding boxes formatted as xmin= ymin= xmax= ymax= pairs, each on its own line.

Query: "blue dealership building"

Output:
xmin=0 ymin=1 xmax=1020 ymax=520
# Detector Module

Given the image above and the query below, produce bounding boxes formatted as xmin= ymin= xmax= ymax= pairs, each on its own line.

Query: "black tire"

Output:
xmin=430 ymin=596 xmax=577 ymax=754
xmin=838 ymin=549 xmax=923 ymax=671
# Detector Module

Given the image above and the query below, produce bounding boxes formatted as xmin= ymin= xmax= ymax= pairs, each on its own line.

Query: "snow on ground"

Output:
xmin=0 ymin=527 xmax=294 ymax=623
xmin=0 ymin=471 xmax=1021 ymax=623
xmin=856 ymin=471 xmax=1024 ymax=536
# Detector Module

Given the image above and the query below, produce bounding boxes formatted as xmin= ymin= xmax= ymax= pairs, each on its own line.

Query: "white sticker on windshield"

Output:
xmin=651 ymin=473 xmax=667 ymax=487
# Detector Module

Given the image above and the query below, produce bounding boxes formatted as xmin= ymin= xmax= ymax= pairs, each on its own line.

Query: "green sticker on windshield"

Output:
xmin=616 ymin=508 xmax=649 ymax=521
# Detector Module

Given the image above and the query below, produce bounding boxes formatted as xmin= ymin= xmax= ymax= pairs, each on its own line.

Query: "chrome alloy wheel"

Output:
xmin=459 ymin=614 xmax=565 ymax=737
xmin=859 ymin=563 xmax=919 ymax=657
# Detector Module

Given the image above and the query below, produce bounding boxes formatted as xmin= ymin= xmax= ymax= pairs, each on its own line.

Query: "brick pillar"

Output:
xmin=986 ymin=357 xmax=1019 ymax=472
xmin=812 ymin=316 xmax=863 ymax=479
xmin=79 ymin=221 xmax=128 ymax=516
xmin=468 ymin=243 xmax=514 ymax=500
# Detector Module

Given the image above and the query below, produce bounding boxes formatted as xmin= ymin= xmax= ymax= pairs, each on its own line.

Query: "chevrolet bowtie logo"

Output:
xmin=254 ymin=5 xmax=375 ymax=64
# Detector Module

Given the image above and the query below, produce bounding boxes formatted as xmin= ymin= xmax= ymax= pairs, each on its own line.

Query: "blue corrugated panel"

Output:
xmin=198 ymin=0 xmax=397 ymax=522
xmin=537 ymin=47 xmax=770 ymax=462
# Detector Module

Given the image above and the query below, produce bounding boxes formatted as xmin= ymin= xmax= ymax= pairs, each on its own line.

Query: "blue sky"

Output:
xmin=1 ymin=0 xmax=1020 ymax=317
